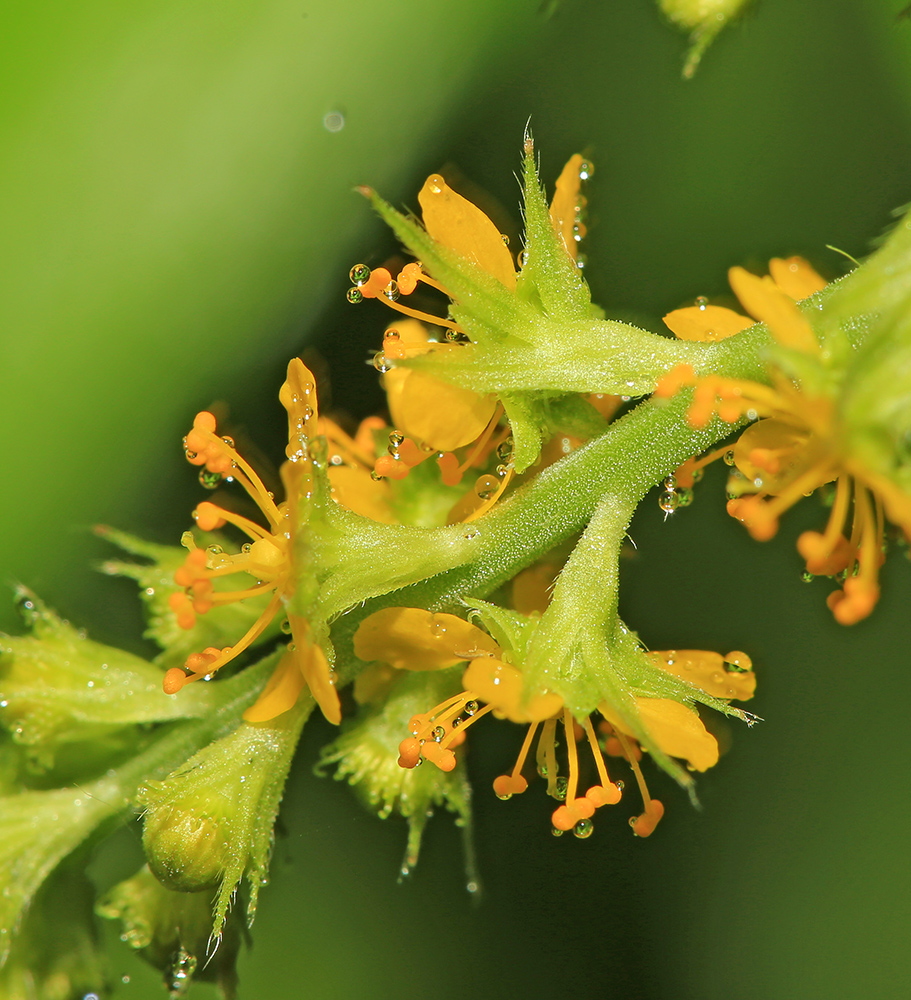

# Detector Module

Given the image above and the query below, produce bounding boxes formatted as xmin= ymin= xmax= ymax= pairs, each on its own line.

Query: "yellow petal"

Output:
xmin=662 ymin=304 xmax=753 ymax=342
xmin=599 ymin=697 xmax=719 ymax=772
xmin=386 ymin=366 xmax=496 ymax=452
xmin=769 ymin=256 xmax=827 ymax=301
xmin=418 ymin=174 xmax=517 ymax=290
xmin=328 ymin=465 xmax=396 ymax=524
xmin=732 ymin=418 xmax=827 ymax=494
xmin=728 ymin=266 xmax=821 ymax=355
xmin=295 ymin=632 xmax=341 ymax=725
xmin=549 ymin=153 xmax=585 ymax=261
xmin=649 ymin=649 xmax=756 ymax=701
xmin=511 ymin=563 xmax=560 ymax=616
xmin=242 ymin=649 xmax=305 ymax=723
xmin=353 ymin=607 xmax=500 ymax=671
xmin=461 ymin=657 xmax=562 ymax=723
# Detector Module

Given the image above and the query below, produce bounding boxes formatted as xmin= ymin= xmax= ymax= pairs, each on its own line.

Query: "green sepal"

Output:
xmin=138 ymin=693 xmax=313 ymax=938
xmin=318 ymin=670 xmax=472 ymax=875
xmin=0 ymin=642 xmax=275 ymax=967
xmin=0 ymin=590 xmax=223 ymax=755
xmin=96 ymin=526 xmax=276 ymax=669
xmin=516 ymin=138 xmax=593 ymax=321
xmin=461 ymin=597 xmax=537 ymax=661
xmin=97 ymin=865 xmax=241 ymax=999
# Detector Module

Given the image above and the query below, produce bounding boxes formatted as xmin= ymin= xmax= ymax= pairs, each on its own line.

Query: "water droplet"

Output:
xmin=695 ymin=295 xmax=709 ymax=310
xmin=168 ymin=948 xmax=197 ymax=993
xmin=464 ymin=700 xmax=479 ymax=716
xmin=551 ymin=827 xmax=564 ymax=837
xmin=384 ymin=279 xmax=400 ymax=301
xmin=554 ymin=777 xmax=568 ymax=800
xmin=578 ymin=160 xmax=593 ymax=180
xmin=723 ymin=450 xmax=736 ymax=466
xmin=658 ymin=490 xmax=678 ymax=513
xmin=427 ymin=175 xmax=444 ymax=195
xmin=323 ymin=110 xmax=345 ymax=132
xmin=280 ymin=618 xmax=293 ymax=634
xmin=385 ymin=328 xmax=400 ymax=340
xmin=574 ymin=818 xmax=594 ymax=839
xmin=677 ymin=487 xmax=694 ymax=508
xmin=431 ymin=726 xmax=445 ymax=741
xmin=501 ymin=234 xmax=509 ymax=246
xmin=349 ymin=263 xmax=371 ymax=285
xmin=496 ymin=439 xmax=514 ymax=462
xmin=205 ymin=544 xmax=224 ymax=557
xmin=517 ymin=250 xmax=528 ymax=267
xmin=474 ymin=474 xmax=499 ymax=500
xmin=496 ymin=790 xmax=512 ymax=801
xmin=614 ymin=780 xmax=625 ymax=792
xmin=801 ymin=571 xmax=815 ymax=583
xmin=198 ymin=468 xmax=222 ymax=489
xmin=691 ymin=468 xmax=704 ymax=483
xmin=372 ymin=351 xmax=390 ymax=373
xmin=346 ymin=287 xmax=363 ymax=304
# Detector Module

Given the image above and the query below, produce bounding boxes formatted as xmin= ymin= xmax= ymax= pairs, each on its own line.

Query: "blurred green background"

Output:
xmin=3 ymin=0 xmax=911 ymax=997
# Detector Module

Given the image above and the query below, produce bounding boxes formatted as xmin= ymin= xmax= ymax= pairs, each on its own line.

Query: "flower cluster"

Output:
xmin=3 ymin=138 xmax=909 ymax=996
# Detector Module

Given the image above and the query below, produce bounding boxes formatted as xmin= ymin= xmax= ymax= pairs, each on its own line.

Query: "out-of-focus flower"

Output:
xmin=657 ymin=257 xmax=911 ymax=624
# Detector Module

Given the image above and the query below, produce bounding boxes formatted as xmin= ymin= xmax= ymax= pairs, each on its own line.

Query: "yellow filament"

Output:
xmin=582 ymin=716 xmax=611 ymax=787
xmin=511 ymin=722 xmax=540 ymax=780
xmin=614 ymin=730 xmax=652 ymax=810
xmin=563 ymin=709 xmax=580 ymax=803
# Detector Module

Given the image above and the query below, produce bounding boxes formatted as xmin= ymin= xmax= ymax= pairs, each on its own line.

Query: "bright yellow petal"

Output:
xmin=769 ymin=256 xmax=827 ymax=301
xmin=242 ymin=649 xmax=305 ymax=723
xmin=386 ymin=367 xmax=496 ymax=452
xmin=353 ymin=607 xmax=500 ymax=672
xmin=649 ymin=649 xmax=756 ymax=701
xmin=599 ymin=697 xmax=719 ymax=772
xmin=728 ymin=266 xmax=821 ymax=355
xmin=295 ymin=632 xmax=341 ymax=725
xmin=732 ymin=418 xmax=828 ymax=494
xmin=461 ymin=657 xmax=562 ymax=723
xmin=328 ymin=466 xmax=396 ymax=523
xmin=549 ymin=153 xmax=585 ymax=261
xmin=418 ymin=174 xmax=517 ymax=290
xmin=663 ymin=304 xmax=753 ymax=342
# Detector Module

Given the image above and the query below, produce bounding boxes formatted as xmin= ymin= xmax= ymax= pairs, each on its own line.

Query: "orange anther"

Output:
xmin=437 ymin=451 xmax=462 ymax=486
xmin=586 ymin=783 xmax=622 ymax=808
xmin=398 ymin=736 xmax=422 ymax=768
xmin=359 ymin=267 xmax=393 ymax=299
xmin=631 ymin=799 xmax=664 ymax=837
xmin=493 ymin=774 xmax=528 ymax=798
xmin=397 ymin=263 xmax=422 ymax=295
xmin=374 ymin=455 xmax=409 ymax=480
xmin=421 ymin=741 xmax=456 ymax=771
xmin=194 ymin=501 xmax=226 ymax=531
xmin=654 ymin=364 xmax=696 ymax=399
xmin=163 ymin=667 xmax=188 ymax=695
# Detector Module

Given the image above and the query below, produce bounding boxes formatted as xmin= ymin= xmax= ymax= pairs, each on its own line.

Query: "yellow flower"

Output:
xmin=354 ymin=607 xmax=754 ymax=838
xmin=656 ymin=257 xmax=911 ymax=624
xmin=345 ymin=154 xmax=593 ymax=502
xmin=164 ymin=359 xmax=341 ymax=725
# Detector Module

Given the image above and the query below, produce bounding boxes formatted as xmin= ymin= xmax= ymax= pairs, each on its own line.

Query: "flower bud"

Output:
xmin=141 ymin=790 xmax=230 ymax=893
xmin=137 ymin=697 xmax=310 ymax=936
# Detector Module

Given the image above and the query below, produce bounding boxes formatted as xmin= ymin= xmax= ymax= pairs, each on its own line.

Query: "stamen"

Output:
xmin=614 ymin=730 xmax=664 ymax=838
xmin=492 ymin=722 xmax=539 ymax=799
